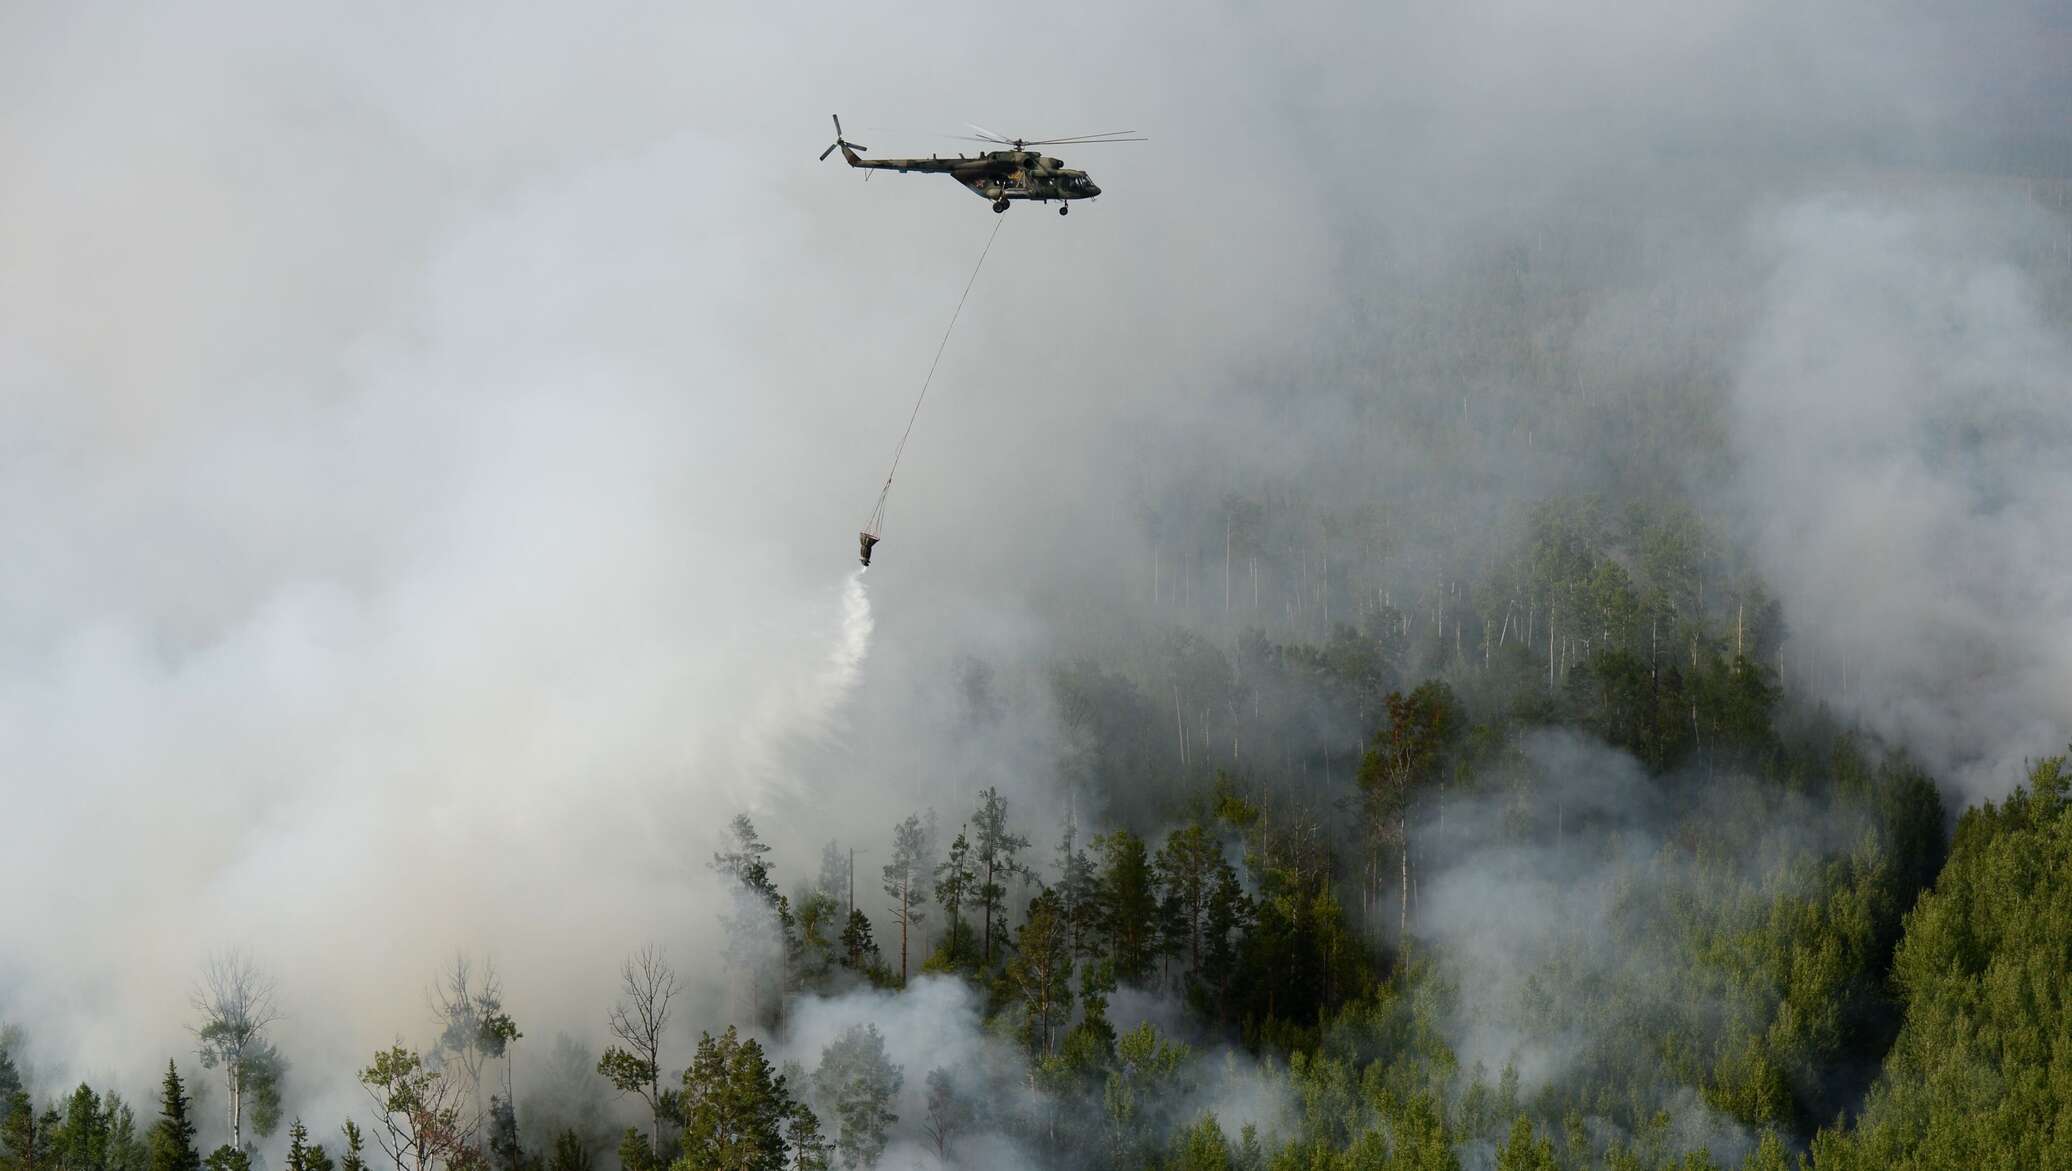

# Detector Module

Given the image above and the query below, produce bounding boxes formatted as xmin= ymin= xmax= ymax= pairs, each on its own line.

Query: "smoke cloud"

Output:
xmin=1729 ymin=191 xmax=2072 ymax=800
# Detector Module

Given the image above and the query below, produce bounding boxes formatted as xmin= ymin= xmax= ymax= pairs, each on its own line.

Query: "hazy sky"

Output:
xmin=2 ymin=0 xmax=2067 ymax=1134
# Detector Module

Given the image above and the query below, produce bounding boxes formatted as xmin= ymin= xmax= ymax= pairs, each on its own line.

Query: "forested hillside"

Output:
xmin=7 ymin=487 xmax=2067 ymax=1168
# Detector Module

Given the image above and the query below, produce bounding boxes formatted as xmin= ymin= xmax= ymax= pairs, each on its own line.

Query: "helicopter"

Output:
xmin=819 ymin=115 xmax=1143 ymax=214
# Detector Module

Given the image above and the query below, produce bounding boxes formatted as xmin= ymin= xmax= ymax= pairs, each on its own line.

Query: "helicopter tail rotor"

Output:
xmin=820 ymin=114 xmax=867 ymax=161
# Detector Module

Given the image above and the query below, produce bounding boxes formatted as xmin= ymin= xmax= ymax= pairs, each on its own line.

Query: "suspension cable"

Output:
xmin=866 ymin=215 xmax=1006 ymax=536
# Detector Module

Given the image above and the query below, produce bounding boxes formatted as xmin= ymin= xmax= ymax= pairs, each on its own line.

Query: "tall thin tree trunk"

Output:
xmin=1399 ymin=815 xmax=1411 ymax=957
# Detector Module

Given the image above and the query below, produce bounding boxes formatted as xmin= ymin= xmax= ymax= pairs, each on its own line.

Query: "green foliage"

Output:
xmin=677 ymin=1028 xmax=791 ymax=1171
xmin=780 ymin=1103 xmax=829 ymax=1171
xmin=544 ymin=1133 xmax=589 ymax=1171
xmin=932 ymin=829 xmax=976 ymax=962
xmin=1095 ymin=829 xmax=1160 ymax=984
xmin=1821 ymin=755 xmax=2072 ymax=1168
xmin=338 ymin=1123 xmax=365 ymax=1171
xmin=1169 ymin=1114 xmax=1232 ymax=1170
xmin=810 ymin=1025 xmax=900 ymax=1170
xmin=146 ymin=1065 xmax=198 ymax=1171
xmin=1007 ymin=889 xmax=1076 ymax=1056
xmin=880 ymin=813 xmax=934 ymax=985
xmin=971 ymin=787 xmax=1032 ymax=968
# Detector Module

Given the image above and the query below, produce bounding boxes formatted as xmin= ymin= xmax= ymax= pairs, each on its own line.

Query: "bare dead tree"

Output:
xmin=597 ymin=945 xmax=679 ymax=1154
xmin=191 ymin=950 xmax=281 ymax=1151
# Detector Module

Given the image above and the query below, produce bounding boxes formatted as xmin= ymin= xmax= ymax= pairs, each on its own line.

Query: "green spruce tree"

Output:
xmin=146 ymin=1065 xmax=199 ymax=1171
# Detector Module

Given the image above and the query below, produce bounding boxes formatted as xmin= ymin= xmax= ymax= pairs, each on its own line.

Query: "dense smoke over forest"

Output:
xmin=4 ymin=1 xmax=2069 ymax=1169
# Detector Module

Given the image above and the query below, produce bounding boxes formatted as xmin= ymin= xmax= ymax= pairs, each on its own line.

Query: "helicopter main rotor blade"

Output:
xmin=1020 ymin=137 xmax=1147 ymax=145
xmin=1018 ymin=131 xmax=1145 ymax=144
xmin=965 ymin=122 xmax=1015 ymax=144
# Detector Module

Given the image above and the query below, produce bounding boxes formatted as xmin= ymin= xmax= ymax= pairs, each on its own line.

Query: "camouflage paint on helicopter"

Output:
xmin=819 ymin=115 xmax=1141 ymax=214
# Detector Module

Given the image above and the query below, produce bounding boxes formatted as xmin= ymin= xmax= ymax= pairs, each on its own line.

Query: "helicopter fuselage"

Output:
xmin=839 ymin=145 xmax=1101 ymax=205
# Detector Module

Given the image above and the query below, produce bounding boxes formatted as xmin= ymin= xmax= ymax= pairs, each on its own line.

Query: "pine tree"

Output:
xmin=780 ymin=1104 xmax=829 ymax=1171
xmin=103 ymin=1096 xmax=146 ymax=1171
xmin=1094 ymin=830 xmax=1158 ymax=984
xmin=283 ymin=1124 xmax=334 ymax=1171
xmin=1153 ymin=824 xmax=1219 ymax=975
xmin=917 ymin=1070 xmax=966 ymax=1163
xmin=810 ymin=1027 xmax=899 ymax=1171
xmin=932 ymin=830 xmax=976 ymax=962
xmin=336 ymin=1123 xmax=365 ymax=1171
xmin=879 ymin=813 xmax=933 ymax=987
xmin=484 ymin=1099 xmax=526 ymax=1171
xmin=57 ymin=1084 xmax=109 ymax=1171
xmin=544 ymin=1133 xmax=589 ymax=1171
xmin=1053 ymin=816 xmax=1101 ymax=960
xmin=711 ymin=816 xmax=788 ymax=1025
xmin=711 ymin=816 xmax=779 ymax=905
xmin=1200 ymin=858 xmax=1253 ymax=1015
xmin=970 ymin=788 xmax=1030 ymax=968
xmin=679 ymin=1029 xmax=790 ymax=1171
xmin=4 ymin=1091 xmax=53 ymax=1171
xmin=1007 ymin=890 xmax=1075 ymax=1057
xmin=146 ymin=1064 xmax=199 ymax=1171
xmin=839 ymin=911 xmax=877 ymax=972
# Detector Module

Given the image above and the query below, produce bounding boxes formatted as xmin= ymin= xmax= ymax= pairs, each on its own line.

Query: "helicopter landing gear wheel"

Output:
xmin=991 ymin=199 xmax=1009 ymax=213
xmin=1058 ymin=204 xmax=1069 ymax=216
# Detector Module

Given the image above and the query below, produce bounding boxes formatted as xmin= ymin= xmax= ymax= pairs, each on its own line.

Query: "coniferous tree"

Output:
xmin=3 ymin=1096 xmax=59 ymax=1171
xmin=102 ymin=1097 xmax=145 ymax=1171
xmin=792 ymin=890 xmax=841 ymax=985
xmin=879 ymin=814 xmax=933 ymax=987
xmin=711 ymin=816 xmax=788 ymax=1025
xmin=544 ymin=1133 xmax=588 ymax=1171
xmin=1053 ymin=817 xmax=1101 ymax=960
xmin=813 ymin=842 xmax=848 ymax=910
xmin=970 ymin=788 xmax=1031 ymax=967
xmin=1200 ymin=859 xmax=1254 ymax=1014
xmin=484 ymin=1100 xmax=528 ymax=1171
xmin=678 ymin=1029 xmax=790 ymax=1171
xmin=336 ymin=1123 xmax=365 ymax=1171
xmin=932 ymin=830 xmax=975 ymax=962
xmin=1094 ymin=830 xmax=1158 ymax=984
xmin=810 ymin=1027 xmax=898 ymax=1171
xmin=779 ymin=1104 xmax=829 ymax=1171
xmin=284 ymin=1120 xmax=312 ymax=1171
xmin=838 ymin=912 xmax=877 ymax=973
xmin=57 ymin=1084 xmax=108 ymax=1171
xmin=1008 ymin=890 xmax=1075 ymax=1057
xmin=1153 ymin=824 xmax=1219 ymax=975
xmin=146 ymin=1064 xmax=199 ymax=1171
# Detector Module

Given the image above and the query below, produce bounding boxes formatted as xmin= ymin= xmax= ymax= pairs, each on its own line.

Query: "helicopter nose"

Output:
xmin=1086 ymin=183 xmax=1101 ymax=197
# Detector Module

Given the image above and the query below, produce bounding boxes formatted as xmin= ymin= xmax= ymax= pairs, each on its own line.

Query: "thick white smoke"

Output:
xmin=1730 ymin=190 xmax=2072 ymax=798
